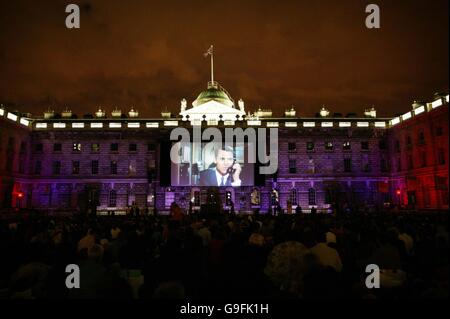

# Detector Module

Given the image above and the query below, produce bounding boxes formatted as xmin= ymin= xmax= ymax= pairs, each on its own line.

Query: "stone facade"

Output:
xmin=0 ymin=94 xmax=448 ymax=213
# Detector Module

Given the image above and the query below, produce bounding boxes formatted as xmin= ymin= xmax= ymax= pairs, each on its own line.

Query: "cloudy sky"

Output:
xmin=0 ymin=0 xmax=448 ymax=118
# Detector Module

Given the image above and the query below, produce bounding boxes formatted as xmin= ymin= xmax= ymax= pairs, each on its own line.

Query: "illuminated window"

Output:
xmin=225 ymin=191 xmax=232 ymax=206
xmin=73 ymin=143 xmax=81 ymax=152
xmin=91 ymin=143 xmax=100 ymax=152
xmin=343 ymin=141 xmax=351 ymax=150
xmin=325 ymin=142 xmax=333 ymax=150
xmin=306 ymin=142 xmax=314 ymax=151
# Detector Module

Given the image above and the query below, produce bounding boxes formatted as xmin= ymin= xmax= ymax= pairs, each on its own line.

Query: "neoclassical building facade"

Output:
xmin=0 ymin=81 xmax=448 ymax=213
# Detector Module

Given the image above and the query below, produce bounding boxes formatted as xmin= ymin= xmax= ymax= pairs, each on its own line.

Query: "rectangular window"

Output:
xmin=420 ymin=152 xmax=427 ymax=167
xmin=109 ymin=190 xmax=117 ymax=207
xmin=111 ymin=161 xmax=117 ymax=175
xmin=407 ymin=155 xmax=413 ymax=170
xmin=20 ymin=142 xmax=27 ymax=154
xmin=418 ymin=132 xmax=425 ymax=145
xmin=308 ymin=188 xmax=316 ymax=206
xmin=110 ymin=143 xmax=119 ymax=152
xmin=53 ymin=161 xmax=61 ymax=175
xmin=380 ymin=158 xmax=388 ymax=172
xmin=361 ymin=141 xmax=369 ymax=150
xmin=129 ymin=143 xmax=137 ymax=152
xmin=91 ymin=143 xmax=100 ymax=152
xmin=344 ymin=158 xmax=352 ymax=172
xmin=435 ymin=126 xmax=443 ymax=136
xmin=378 ymin=140 xmax=387 ymax=150
xmin=306 ymin=142 xmax=314 ymax=151
xmin=325 ymin=142 xmax=333 ymax=150
xmin=147 ymin=143 xmax=156 ymax=151
xmin=53 ymin=143 xmax=62 ymax=152
xmin=289 ymin=159 xmax=296 ymax=174
xmin=91 ymin=160 xmax=99 ymax=175
xmin=289 ymin=189 xmax=298 ymax=205
xmin=406 ymin=136 xmax=412 ymax=149
xmin=438 ymin=148 xmax=446 ymax=165
xmin=35 ymin=143 xmax=43 ymax=152
xmin=72 ymin=161 xmax=80 ymax=175
xmin=35 ymin=161 xmax=42 ymax=175
xmin=19 ymin=160 xmax=25 ymax=174
xmin=288 ymin=142 xmax=296 ymax=152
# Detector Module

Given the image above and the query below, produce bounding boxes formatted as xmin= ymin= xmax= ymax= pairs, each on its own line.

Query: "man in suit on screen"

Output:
xmin=199 ymin=146 xmax=242 ymax=186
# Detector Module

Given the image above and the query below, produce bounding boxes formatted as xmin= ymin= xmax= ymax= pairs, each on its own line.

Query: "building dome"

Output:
xmin=192 ymin=82 xmax=234 ymax=108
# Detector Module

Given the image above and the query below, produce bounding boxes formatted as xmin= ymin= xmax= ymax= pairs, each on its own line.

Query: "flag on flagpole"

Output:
xmin=204 ymin=45 xmax=213 ymax=57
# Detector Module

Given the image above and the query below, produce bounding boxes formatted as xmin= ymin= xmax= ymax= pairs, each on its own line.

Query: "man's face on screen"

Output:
xmin=215 ymin=149 xmax=234 ymax=175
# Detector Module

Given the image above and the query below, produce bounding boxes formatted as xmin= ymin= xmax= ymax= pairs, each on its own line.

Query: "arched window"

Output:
xmin=251 ymin=188 xmax=260 ymax=206
xmin=289 ymin=189 xmax=298 ymax=205
xmin=271 ymin=189 xmax=279 ymax=206
xmin=308 ymin=188 xmax=316 ymax=206
xmin=109 ymin=190 xmax=117 ymax=207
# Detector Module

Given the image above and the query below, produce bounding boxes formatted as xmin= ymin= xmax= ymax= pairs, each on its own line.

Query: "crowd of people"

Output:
xmin=0 ymin=206 xmax=447 ymax=299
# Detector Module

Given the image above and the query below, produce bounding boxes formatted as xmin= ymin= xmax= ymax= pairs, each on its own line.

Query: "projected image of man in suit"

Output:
xmin=199 ymin=146 xmax=242 ymax=186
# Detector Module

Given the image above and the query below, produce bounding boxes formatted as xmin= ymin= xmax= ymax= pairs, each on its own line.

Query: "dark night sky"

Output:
xmin=0 ymin=0 xmax=448 ymax=118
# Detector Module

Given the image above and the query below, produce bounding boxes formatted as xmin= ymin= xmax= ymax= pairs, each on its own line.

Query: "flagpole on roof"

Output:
xmin=204 ymin=45 xmax=215 ymax=87
xmin=208 ymin=45 xmax=214 ymax=84
xmin=211 ymin=45 xmax=214 ymax=84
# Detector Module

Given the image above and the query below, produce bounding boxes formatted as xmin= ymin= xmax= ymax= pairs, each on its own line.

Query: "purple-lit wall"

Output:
xmin=1 ymin=101 xmax=448 ymax=213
